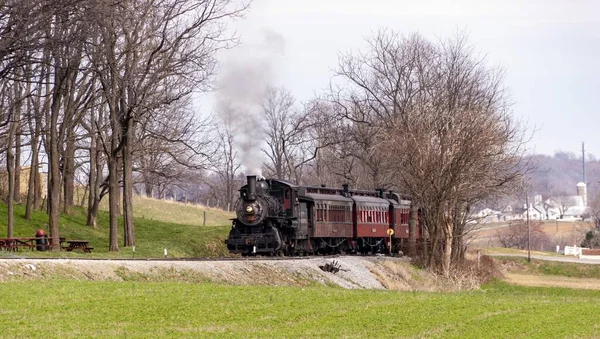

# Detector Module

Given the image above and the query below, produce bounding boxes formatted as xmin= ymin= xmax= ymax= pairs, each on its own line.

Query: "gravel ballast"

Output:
xmin=0 ymin=256 xmax=427 ymax=290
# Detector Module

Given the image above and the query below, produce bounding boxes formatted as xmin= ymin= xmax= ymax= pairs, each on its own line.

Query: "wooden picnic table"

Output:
xmin=0 ymin=237 xmax=36 ymax=251
xmin=0 ymin=238 xmax=18 ymax=251
xmin=65 ymin=240 xmax=94 ymax=253
xmin=0 ymin=237 xmax=66 ymax=251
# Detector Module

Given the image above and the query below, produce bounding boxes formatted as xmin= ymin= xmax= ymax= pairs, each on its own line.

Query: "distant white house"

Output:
xmin=498 ymin=202 xmax=545 ymax=221
xmin=493 ymin=192 xmax=583 ymax=222
xmin=469 ymin=183 xmax=589 ymax=223
xmin=521 ymin=204 xmax=545 ymax=221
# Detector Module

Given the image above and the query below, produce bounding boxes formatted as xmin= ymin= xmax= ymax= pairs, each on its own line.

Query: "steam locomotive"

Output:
xmin=226 ymin=175 xmax=420 ymax=256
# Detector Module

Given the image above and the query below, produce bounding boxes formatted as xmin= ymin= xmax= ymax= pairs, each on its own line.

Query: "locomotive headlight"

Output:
xmin=245 ymin=205 xmax=253 ymax=213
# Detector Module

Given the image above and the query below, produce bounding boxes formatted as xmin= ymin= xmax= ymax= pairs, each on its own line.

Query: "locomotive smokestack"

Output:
xmin=342 ymin=184 xmax=349 ymax=197
xmin=247 ymin=175 xmax=257 ymax=201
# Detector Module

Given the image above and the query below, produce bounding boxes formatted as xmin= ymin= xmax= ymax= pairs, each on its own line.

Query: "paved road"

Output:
xmin=473 ymin=223 xmax=510 ymax=231
xmin=490 ymin=253 xmax=600 ymax=265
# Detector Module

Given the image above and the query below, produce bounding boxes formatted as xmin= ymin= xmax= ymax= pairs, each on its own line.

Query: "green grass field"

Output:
xmin=0 ymin=198 xmax=234 ymax=258
xmin=0 ymin=280 xmax=598 ymax=338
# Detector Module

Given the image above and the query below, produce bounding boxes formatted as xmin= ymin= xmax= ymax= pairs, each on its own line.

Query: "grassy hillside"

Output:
xmin=0 ymin=198 xmax=234 ymax=258
xmin=98 ymin=195 xmax=235 ymax=227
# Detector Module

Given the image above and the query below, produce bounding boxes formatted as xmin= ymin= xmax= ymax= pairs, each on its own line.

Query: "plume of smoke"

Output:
xmin=214 ymin=28 xmax=285 ymax=177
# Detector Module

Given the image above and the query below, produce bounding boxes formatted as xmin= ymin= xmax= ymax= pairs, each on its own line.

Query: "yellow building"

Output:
xmin=0 ymin=166 xmax=48 ymax=200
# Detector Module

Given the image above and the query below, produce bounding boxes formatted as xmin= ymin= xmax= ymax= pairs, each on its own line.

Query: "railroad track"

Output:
xmin=0 ymin=254 xmax=343 ymax=262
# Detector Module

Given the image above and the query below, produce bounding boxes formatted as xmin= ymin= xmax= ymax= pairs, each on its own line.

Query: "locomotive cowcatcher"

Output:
xmin=226 ymin=175 xmax=420 ymax=256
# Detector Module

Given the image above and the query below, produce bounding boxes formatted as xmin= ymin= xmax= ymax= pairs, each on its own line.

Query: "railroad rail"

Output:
xmin=0 ymin=254 xmax=344 ymax=262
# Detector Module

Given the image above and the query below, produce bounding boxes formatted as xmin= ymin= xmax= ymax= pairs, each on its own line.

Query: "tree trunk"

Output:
xmin=443 ymin=233 xmax=452 ymax=276
xmin=25 ymin=79 xmax=41 ymax=219
xmin=122 ymin=117 xmax=135 ymax=247
xmin=79 ymin=185 xmax=87 ymax=207
xmin=6 ymin=111 xmax=18 ymax=238
xmin=87 ymin=103 xmax=104 ymax=228
xmin=408 ymin=204 xmax=418 ymax=257
xmin=116 ymin=156 xmax=122 ymax=215
xmin=33 ymin=63 xmax=49 ymax=213
xmin=426 ymin=215 xmax=439 ymax=269
xmin=87 ymin=164 xmax=102 ymax=229
xmin=25 ymin=137 xmax=39 ymax=219
xmin=108 ymin=105 xmax=120 ymax=250
xmin=442 ymin=215 xmax=454 ymax=277
xmin=90 ymin=140 xmax=104 ymax=227
xmin=48 ymin=86 xmax=63 ymax=250
xmin=144 ymin=182 xmax=153 ymax=198
xmin=86 ymin=120 xmax=98 ymax=227
xmin=451 ymin=230 xmax=465 ymax=264
xmin=14 ymin=126 xmax=21 ymax=203
xmin=451 ymin=210 xmax=466 ymax=265
xmin=108 ymin=151 xmax=120 ymax=251
xmin=62 ymin=131 xmax=75 ymax=213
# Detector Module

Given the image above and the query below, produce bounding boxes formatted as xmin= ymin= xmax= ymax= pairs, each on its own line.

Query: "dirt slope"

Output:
xmin=0 ymin=256 xmax=478 ymax=292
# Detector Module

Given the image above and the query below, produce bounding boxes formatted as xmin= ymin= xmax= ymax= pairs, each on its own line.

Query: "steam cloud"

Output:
xmin=215 ymin=28 xmax=285 ymax=177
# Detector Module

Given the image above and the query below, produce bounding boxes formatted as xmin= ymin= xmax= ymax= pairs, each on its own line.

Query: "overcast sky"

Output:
xmin=207 ymin=0 xmax=600 ymax=158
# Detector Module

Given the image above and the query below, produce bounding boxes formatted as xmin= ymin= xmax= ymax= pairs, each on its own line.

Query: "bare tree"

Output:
xmin=496 ymin=220 xmax=550 ymax=250
xmin=87 ymin=0 xmax=248 ymax=250
xmin=311 ymin=123 xmax=358 ymax=187
xmin=260 ymin=86 xmax=322 ymax=183
xmin=136 ymin=101 xmax=214 ymax=199
xmin=297 ymin=101 xmax=339 ymax=186
xmin=548 ymin=192 xmax=572 ymax=218
xmin=579 ymin=191 xmax=600 ymax=248
xmin=0 ymin=1 xmax=55 ymax=86
xmin=274 ymin=99 xmax=346 ymax=186
xmin=331 ymin=29 xmax=531 ymax=275
xmin=209 ymin=110 xmax=242 ymax=210
xmin=261 ymin=86 xmax=295 ymax=180
xmin=79 ymin=90 xmax=107 ymax=228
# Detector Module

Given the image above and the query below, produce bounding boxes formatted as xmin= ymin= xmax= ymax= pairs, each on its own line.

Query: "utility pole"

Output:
xmin=582 ymin=141 xmax=586 ymax=184
xmin=525 ymin=179 xmax=531 ymax=263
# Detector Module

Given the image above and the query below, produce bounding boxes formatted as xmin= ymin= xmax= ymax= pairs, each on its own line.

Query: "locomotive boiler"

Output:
xmin=225 ymin=175 xmax=420 ymax=256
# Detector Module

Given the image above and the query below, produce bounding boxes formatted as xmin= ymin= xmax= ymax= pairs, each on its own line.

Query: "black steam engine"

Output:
xmin=227 ymin=176 xmax=286 ymax=255
xmin=226 ymin=175 xmax=420 ymax=256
